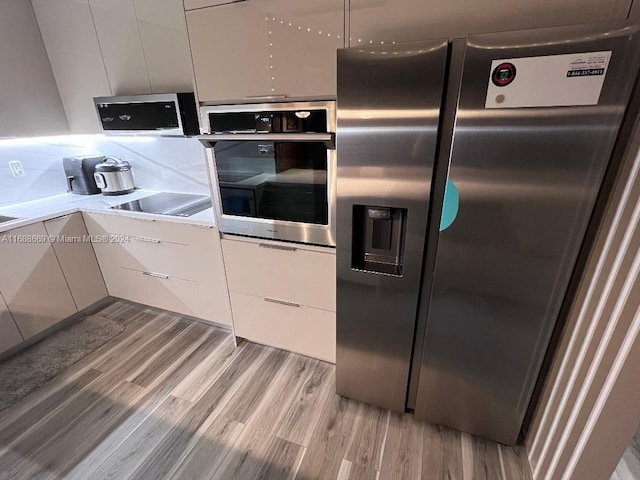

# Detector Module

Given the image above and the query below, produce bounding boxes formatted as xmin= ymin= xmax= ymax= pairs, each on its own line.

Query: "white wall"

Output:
xmin=0 ymin=136 xmax=210 ymax=206
xmin=0 ymin=0 xmax=68 ymax=138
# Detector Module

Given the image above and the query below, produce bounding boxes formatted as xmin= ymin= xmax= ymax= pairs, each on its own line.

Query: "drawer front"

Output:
xmin=106 ymin=214 xmax=215 ymax=246
xmin=222 ymin=239 xmax=336 ymax=311
xmin=230 ymin=291 xmax=336 ymax=363
xmin=104 ymin=236 xmax=202 ymax=282
xmin=101 ymin=264 xmax=230 ymax=326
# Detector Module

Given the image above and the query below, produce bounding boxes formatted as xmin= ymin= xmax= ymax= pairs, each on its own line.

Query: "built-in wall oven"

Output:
xmin=198 ymin=101 xmax=336 ymax=247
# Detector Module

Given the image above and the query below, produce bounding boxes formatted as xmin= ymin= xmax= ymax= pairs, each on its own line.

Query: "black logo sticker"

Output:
xmin=492 ymin=62 xmax=516 ymax=87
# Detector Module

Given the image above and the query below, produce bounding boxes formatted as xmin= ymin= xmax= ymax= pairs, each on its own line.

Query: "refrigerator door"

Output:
xmin=415 ymin=22 xmax=640 ymax=444
xmin=336 ymin=39 xmax=449 ymax=411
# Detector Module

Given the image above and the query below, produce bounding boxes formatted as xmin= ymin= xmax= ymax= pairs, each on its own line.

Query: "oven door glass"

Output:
xmin=213 ymin=141 xmax=328 ymax=225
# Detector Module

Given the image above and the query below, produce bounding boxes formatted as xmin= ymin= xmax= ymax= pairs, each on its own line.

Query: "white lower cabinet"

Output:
xmin=0 ymin=222 xmax=78 ymax=340
xmin=231 ymin=291 xmax=336 ymax=363
xmin=83 ymin=212 xmax=232 ymax=326
xmin=44 ymin=213 xmax=108 ymax=311
xmin=222 ymin=237 xmax=336 ymax=311
xmin=0 ymin=292 xmax=23 ymax=354
xmin=101 ymin=264 xmax=214 ymax=320
xmin=221 ymin=236 xmax=336 ymax=363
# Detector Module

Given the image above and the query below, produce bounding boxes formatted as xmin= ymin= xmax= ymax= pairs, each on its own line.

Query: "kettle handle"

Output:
xmin=94 ymin=173 xmax=107 ymax=189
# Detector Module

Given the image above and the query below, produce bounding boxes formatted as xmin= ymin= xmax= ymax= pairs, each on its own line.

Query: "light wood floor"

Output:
xmin=612 ymin=430 xmax=640 ymax=480
xmin=0 ymin=301 xmax=533 ymax=480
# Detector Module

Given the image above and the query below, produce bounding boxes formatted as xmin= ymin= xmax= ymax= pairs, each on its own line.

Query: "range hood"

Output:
xmin=93 ymin=93 xmax=199 ymax=137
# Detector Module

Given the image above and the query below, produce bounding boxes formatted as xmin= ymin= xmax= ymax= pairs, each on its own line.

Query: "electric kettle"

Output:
xmin=93 ymin=157 xmax=136 ymax=196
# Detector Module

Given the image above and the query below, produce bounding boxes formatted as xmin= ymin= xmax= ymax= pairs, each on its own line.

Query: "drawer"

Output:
xmin=222 ymin=238 xmax=336 ymax=311
xmin=101 ymin=264 xmax=230 ymax=326
xmin=100 ymin=236 xmax=206 ymax=283
xmin=106 ymin=214 xmax=216 ymax=247
xmin=230 ymin=291 xmax=335 ymax=363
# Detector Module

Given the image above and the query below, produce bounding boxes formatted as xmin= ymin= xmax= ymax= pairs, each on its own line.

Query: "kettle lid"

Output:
xmin=94 ymin=157 xmax=132 ymax=172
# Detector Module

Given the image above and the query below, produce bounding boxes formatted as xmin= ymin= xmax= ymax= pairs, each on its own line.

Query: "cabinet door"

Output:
xmin=44 ymin=213 xmax=108 ymax=311
xmin=0 ymin=0 xmax=68 ymax=137
xmin=32 ymin=0 xmax=112 ymax=133
xmin=0 ymin=292 xmax=23 ymax=354
xmin=186 ymin=0 xmax=343 ymax=102
xmin=349 ymin=0 xmax=631 ymax=46
xmin=89 ymin=0 xmax=151 ymax=95
xmin=133 ymin=0 xmax=194 ymax=93
xmin=0 ymin=223 xmax=78 ymax=340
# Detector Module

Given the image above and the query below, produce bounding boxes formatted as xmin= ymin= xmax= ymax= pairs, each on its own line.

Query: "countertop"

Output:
xmin=0 ymin=189 xmax=216 ymax=234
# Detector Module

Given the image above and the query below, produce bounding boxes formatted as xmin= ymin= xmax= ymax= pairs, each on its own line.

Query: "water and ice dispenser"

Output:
xmin=352 ymin=206 xmax=407 ymax=276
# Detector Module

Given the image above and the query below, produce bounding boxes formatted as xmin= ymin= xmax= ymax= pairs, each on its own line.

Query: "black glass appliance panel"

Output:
xmin=214 ymin=141 xmax=328 ymax=225
xmin=110 ymin=192 xmax=211 ymax=217
xmin=97 ymin=102 xmax=179 ymax=131
xmin=209 ymin=110 xmax=327 ymax=133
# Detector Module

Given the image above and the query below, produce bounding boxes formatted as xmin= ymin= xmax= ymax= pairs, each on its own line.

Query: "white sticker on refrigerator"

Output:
xmin=485 ymin=51 xmax=612 ymax=109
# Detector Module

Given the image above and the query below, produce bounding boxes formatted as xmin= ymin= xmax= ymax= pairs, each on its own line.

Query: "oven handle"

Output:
xmin=244 ymin=95 xmax=287 ymax=100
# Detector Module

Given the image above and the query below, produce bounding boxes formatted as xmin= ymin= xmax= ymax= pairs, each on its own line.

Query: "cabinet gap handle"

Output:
xmin=131 ymin=236 xmax=161 ymax=244
xmin=258 ymin=243 xmax=297 ymax=251
xmin=264 ymin=297 xmax=300 ymax=308
xmin=142 ymin=271 xmax=169 ymax=279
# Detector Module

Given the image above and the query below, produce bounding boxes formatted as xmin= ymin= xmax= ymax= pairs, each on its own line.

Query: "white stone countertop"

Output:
xmin=0 ymin=189 xmax=216 ymax=234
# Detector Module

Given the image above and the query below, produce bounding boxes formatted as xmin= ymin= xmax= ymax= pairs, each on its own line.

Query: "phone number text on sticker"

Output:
xmin=567 ymin=68 xmax=605 ymax=77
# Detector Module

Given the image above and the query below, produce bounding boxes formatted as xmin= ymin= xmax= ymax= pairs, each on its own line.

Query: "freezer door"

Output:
xmin=415 ymin=22 xmax=640 ymax=444
xmin=336 ymin=39 xmax=449 ymax=411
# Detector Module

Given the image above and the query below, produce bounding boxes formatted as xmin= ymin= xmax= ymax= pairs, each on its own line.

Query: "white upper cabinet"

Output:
xmin=33 ymin=0 xmax=194 ymax=133
xmin=186 ymin=0 xmax=344 ymax=102
xmin=0 ymin=0 xmax=68 ymax=138
xmin=133 ymin=0 xmax=194 ymax=93
xmin=349 ymin=0 xmax=632 ymax=46
xmin=32 ymin=0 xmax=112 ymax=133
xmin=88 ymin=0 xmax=151 ymax=95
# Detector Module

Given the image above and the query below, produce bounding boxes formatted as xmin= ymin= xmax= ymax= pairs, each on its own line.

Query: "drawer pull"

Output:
xmin=142 ymin=271 xmax=169 ymax=279
xmin=258 ymin=243 xmax=297 ymax=252
xmin=136 ymin=218 xmax=157 ymax=223
xmin=192 ymin=224 xmax=214 ymax=229
xmin=264 ymin=297 xmax=300 ymax=308
xmin=131 ymin=236 xmax=161 ymax=244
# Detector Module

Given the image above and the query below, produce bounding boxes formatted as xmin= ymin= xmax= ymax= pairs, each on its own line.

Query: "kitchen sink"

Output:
xmin=0 ymin=215 xmax=18 ymax=225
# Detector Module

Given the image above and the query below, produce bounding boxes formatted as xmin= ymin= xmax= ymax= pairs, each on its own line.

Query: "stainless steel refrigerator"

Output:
xmin=336 ymin=21 xmax=640 ymax=445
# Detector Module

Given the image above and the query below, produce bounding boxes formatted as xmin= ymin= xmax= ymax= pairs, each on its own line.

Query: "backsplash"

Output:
xmin=0 ymin=135 xmax=211 ymax=206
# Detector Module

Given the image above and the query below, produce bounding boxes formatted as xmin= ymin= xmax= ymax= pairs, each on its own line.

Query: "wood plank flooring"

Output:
xmin=612 ymin=430 xmax=640 ymax=480
xmin=0 ymin=301 xmax=533 ymax=480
